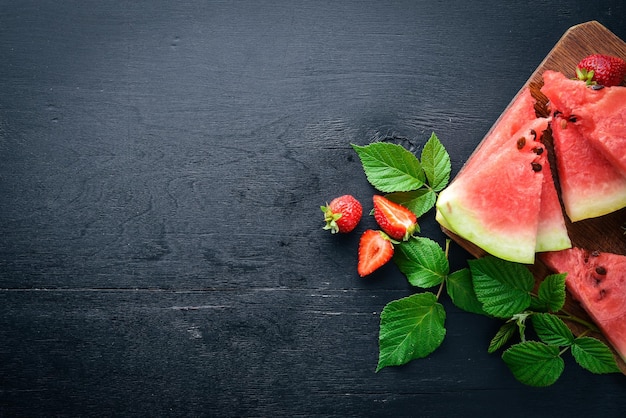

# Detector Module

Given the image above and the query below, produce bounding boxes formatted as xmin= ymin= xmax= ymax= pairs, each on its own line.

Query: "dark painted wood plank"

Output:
xmin=2 ymin=289 xmax=624 ymax=416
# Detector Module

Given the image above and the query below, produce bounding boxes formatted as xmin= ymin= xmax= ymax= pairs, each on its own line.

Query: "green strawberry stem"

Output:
xmin=575 ymin=67 xmax=596 ymax=85
xmin=321 ymin=205 xmax=342 ymax=233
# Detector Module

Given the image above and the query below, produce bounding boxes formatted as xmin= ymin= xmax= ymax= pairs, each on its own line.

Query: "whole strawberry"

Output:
xmin=576 ymin=54 xmax=626 ymax=87
xmin=321 ymin=194 xmax=363 ymax=234
xmin=372 ymin=195 xmax=418 ymax=241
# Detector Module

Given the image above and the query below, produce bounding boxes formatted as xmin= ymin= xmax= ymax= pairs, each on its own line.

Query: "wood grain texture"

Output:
xmin=2 ymin=2 xmax=626 ymax=416
xmin=440 ymin=21 xmax=626 ymax=373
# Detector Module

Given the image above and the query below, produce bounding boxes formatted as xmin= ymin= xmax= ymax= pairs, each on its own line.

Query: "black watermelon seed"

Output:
xmin=596 ymin=266 xmax=607 ymax=275
xmin=517 ymin=137 xmax=526 ymax=149
xmin=531 ymin=162 xmax=542 ymax=172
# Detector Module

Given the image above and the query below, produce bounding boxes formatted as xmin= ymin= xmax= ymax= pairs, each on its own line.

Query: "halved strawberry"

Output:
xmin=372 ymin=195 xmax=418 ymax=241
xmin=357 ymin=230 xmax=394 ymax=277
xmin=321 ymin=195 xmax=362 ymax=234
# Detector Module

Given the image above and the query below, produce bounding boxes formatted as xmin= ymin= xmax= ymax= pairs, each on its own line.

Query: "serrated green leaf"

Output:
xmin=394 ymin=237 xmax=448 ymax=288
xmin=469 ymin=256 xmax=534 ymax=318
xmin=488 ymin=321 xmax=517 ymax=353
xmin=529 ymin=295 xmax=548 ymax=312
xmin=537 ymin=274 xmax=567 ymax=312
xmin=385 ymin=189 xmax=436 ymax=218
xmin=531 ymin=313 xmax=574 ymax=346
xmin=352 ymin=143 xmax=425 ymax=192
xmin=446 ymin=268 xmax=487 ymax=315
xmin=421 ymin=132 xmax=451 ymax=192
xmin=502 ymin=341 xmax=564 ymax=387
xmin=376 ymin=292 xmax=446 ymax=372
xmin=571 ymin=337 xmax=621 ymax=374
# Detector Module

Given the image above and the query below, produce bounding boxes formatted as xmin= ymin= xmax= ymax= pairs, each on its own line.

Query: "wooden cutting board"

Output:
xmin=440 ymin=21 xmax=626 ymax=374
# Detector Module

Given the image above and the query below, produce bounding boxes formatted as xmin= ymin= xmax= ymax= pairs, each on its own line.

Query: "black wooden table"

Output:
xmin=2 ymin=1 xmax=626 ymax=416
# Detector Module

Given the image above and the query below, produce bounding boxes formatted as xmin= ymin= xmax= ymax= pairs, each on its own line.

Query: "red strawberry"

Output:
xmin=372 ymin=195 xmax=418 ymax=241
xmin=357 ymin=230 xmax=394 ymax=277
xmin=321 ymin=194 xmax=362 ymax=234
xmin=576 ymin=54 xmax=626 ymax=87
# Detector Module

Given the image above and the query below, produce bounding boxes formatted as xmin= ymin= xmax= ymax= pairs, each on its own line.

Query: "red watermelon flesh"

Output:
xmin=579 ymin=88 xmax=626 ymax=176
xmin=461 ymin=88 xmax=538 ymax=175
xmin=541 ymin=70 xmax=607 ymax=113
xmin=551 ymin=114 xmax=626 ymax=221
xmin=436 ymin=117 xmax=550 ymax=264
xmin=542 ymin=70 xmax=626 ymax=176
xmin=541 ymin=248 xmax=626 ymax=362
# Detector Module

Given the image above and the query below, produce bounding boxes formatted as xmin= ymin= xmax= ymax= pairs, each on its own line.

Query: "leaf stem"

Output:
xmin=527 ymin=289 xmax=600 ymax=333
xmin=556 ymin=313 xmax=599 ymax=333
xmin=436 ymin=281 xmax=445 ymax=299
xmin=435 ymin=239 xmax=452 ymax=300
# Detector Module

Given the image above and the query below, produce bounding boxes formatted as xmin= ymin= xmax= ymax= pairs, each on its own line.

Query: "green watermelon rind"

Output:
xmin=438 ymin=206 xmax=571 ymax=258
xmin=436 ymin=189 xmax=538 ymax=265
xmin=535 ymin=225 xmax=572 ymax=254
xmin=563 ymin=186 xmax=626 ymax=222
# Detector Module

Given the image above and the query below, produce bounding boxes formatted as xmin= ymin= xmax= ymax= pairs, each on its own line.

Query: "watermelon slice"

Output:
xmin=542 ymin=70 xmax=626 ymax=176
xmin=541 ymin=248 xmax=626 ymax=362
xmin=550 ymin=113 xmax=626 ymax=221
xmin=535 ymin=154 xmax=571 ymax=253
xmin=436 ymin=117 xmax=551 ymax=264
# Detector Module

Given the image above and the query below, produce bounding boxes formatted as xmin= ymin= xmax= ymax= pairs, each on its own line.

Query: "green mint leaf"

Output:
xmin=421 ymin=132 xmax=451 ymax=192
xmin=488 ymin=321 xmax=517 ymax=353
xmin=352 ymin=143 xmax=425 ymax=192
xmin=376 ymin=292 xmax=446 ymax=372
xmin=394 ymin=237 xmax=448 ymax=288
xmin=530 ymin=313 xmax=574 ymax=346
xmin=537 ymin=274 xmax=567 ymax=312
xmin=446 ymin=268 xmax=487 ymax=315
xmin=469 ymin=256 xmax=534 ymax=318
xmin=502 ymin=341 xmax=564 ymax=387
xmin=571 ymin=337 xmax=621 ymax=374
xmin=385 ymin=189 xmax=436 ymax=218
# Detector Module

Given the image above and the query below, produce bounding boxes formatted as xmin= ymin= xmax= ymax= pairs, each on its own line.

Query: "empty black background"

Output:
xmin=2 ymin=1 xmax=626 ymax=416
